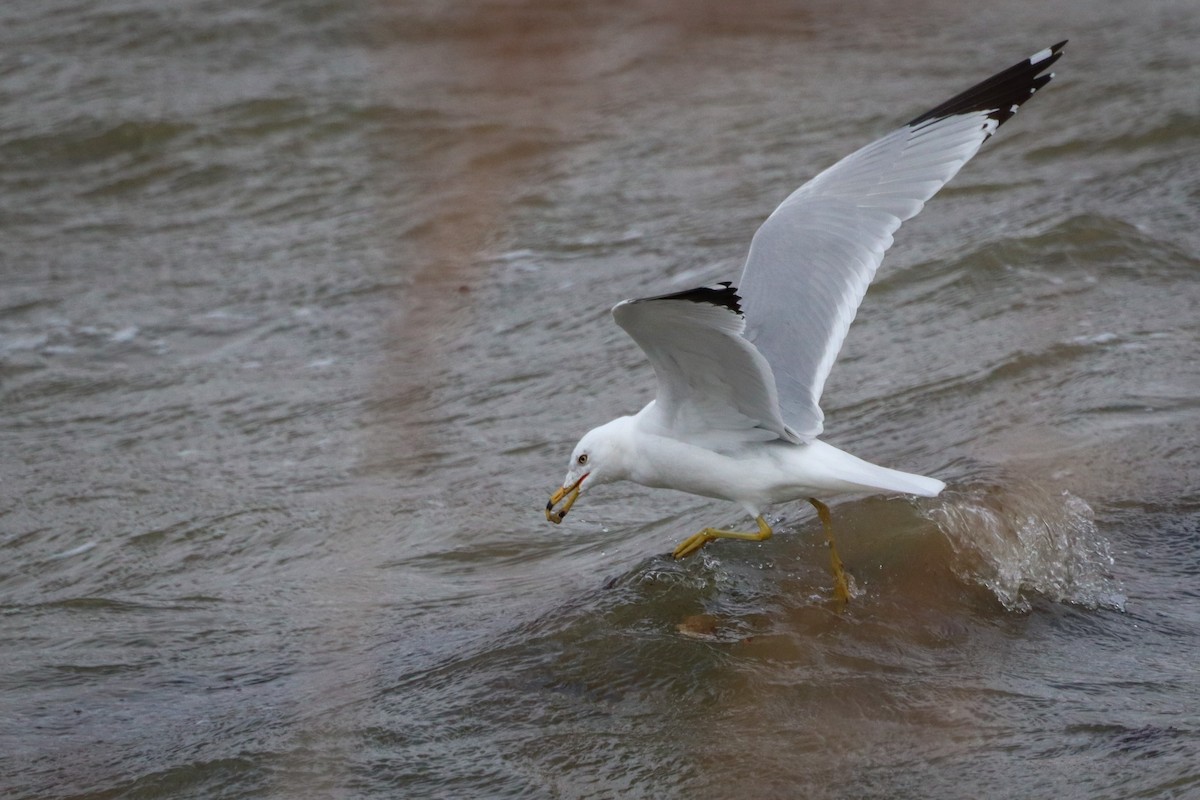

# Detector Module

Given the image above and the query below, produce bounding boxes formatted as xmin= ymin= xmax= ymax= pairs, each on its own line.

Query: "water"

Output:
xmin=2 ymin=0 xmax=1199 ymax=797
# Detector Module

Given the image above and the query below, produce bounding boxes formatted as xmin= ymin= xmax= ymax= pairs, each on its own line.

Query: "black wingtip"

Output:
xmin=906 ymin=41 xmax=1067 ymax=130
xmin=637 ymin=281 xmax=743 ymax=315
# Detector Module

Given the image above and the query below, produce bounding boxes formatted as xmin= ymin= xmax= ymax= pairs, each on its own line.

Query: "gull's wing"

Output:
xmin=612 ymin=283 xmax=800 ymax=450
xmin=738 ymin=41 xmax=1066 ymax=441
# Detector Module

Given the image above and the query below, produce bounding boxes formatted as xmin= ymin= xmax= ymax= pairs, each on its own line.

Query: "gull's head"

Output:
xmin=545 ymin=417 xmax=633 ymax=524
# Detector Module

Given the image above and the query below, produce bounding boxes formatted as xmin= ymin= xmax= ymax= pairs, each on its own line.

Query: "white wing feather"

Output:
xmin=739 ymin=43 xmax=1065 ymax=440
xmin=612 ymin=288 xmax=799 ymax=450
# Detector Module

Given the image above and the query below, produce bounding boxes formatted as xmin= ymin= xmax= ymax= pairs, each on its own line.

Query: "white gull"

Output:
xmin=546 ymin=42 xmax=1067 ymax=602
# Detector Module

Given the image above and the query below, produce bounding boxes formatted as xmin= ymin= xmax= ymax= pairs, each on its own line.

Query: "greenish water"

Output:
xmin=2 ymin=1 xmax=1199 ymax=797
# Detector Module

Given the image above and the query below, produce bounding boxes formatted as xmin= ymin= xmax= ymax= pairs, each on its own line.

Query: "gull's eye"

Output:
xmin=577 ymin=453 xmax=588 ymax=466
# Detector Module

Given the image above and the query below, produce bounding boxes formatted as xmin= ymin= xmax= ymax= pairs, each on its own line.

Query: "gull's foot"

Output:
xmin=810 ymin=498 xmax=852 ymax=606
xmin=672 ymin=516 xmax=773 ymax=560
xmin=828 ymin=537 xmax=852 ymax=605
xmin=672 ymin=529 xmax=720 ymax=559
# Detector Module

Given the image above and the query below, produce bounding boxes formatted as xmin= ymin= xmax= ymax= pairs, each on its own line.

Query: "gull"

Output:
xmin=546 ymin=42 xmax=1066 ymax=602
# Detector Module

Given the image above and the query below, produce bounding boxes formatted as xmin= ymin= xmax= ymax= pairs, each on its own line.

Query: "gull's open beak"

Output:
xmin=545 ymin=473 xmax=587 ymax=523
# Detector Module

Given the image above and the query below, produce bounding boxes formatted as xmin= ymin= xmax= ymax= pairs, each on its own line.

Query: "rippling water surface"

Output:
xmin=3 ymin=0 xmax=1199 ymax=797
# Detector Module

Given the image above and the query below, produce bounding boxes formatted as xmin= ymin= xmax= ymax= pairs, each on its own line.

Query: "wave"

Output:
xmin=925 ymin=473 xmax=1125 ymax=612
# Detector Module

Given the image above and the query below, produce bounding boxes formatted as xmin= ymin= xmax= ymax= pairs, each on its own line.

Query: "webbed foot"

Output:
xmin=672 ymin=515 xmax=772 ymax=559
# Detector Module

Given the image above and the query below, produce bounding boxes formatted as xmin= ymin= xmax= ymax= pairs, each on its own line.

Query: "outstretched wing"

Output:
xmin=612 ymin=283 xmax=800 ymax=450
xmin=739 ymin=41 xmax=1066 ymax=440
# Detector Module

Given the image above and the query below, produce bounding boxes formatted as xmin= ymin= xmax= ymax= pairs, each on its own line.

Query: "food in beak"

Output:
xmin=545 ymin=474 xmax=585 ymax=523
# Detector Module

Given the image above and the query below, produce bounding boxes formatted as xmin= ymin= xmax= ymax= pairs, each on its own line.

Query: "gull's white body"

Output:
xmin=590 ymin=413 xmax=943 ymax=521
xmin=547 ymin=43 xmax=1066 ymax=544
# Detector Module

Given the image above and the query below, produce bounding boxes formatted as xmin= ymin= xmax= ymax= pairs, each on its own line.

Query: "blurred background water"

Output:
xmin=2 ymin=0 xmax=1198 ymax=797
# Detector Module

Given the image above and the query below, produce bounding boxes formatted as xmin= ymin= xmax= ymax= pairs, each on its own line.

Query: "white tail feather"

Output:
xmin=803 ymin=440 xmax=945 ymax=498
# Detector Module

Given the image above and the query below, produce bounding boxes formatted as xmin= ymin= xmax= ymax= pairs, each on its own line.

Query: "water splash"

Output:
xmin=926 ymin=477 xmax=1126 ymax=612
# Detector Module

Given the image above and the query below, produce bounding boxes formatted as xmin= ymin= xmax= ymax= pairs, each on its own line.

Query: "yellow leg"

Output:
xmin=673 ymin=515 xmax=772 ymax=559
xmin=809 ymin=498 xmax=851 ymax=604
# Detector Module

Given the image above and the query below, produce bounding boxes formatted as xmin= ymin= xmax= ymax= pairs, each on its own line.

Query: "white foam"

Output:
xmin=47 ymin=541 xmax=97 ymax=561
xmin=1071 ymin=332 xmax=1119 ymax=346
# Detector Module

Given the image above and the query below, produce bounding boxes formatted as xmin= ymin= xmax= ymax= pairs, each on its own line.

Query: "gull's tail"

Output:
xmin=854 ymin=463 xmax=946 ymax=498
xmin=804 ymin=440 xmax=945 ymax=498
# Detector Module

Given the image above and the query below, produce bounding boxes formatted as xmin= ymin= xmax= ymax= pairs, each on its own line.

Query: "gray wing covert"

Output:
xmin=612 ymin=283 xmax=800 ymax=450
xmin=738 ymin=42 xmax=1065 ymax=440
